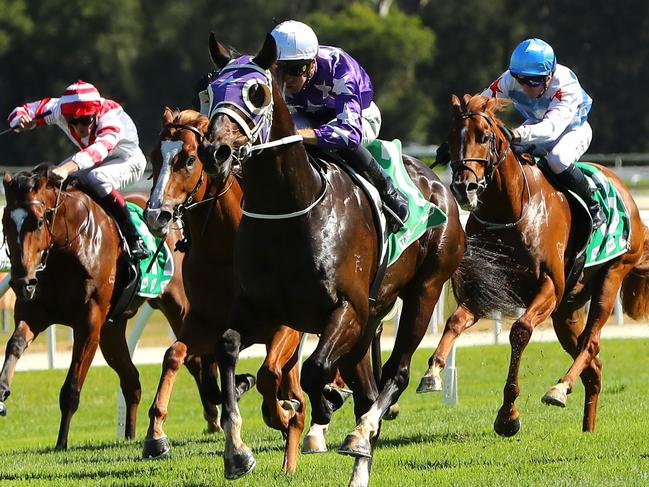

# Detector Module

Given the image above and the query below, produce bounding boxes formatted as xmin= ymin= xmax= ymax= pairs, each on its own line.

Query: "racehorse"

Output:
xmin=143 ymin=107 xmax=306 ymax=473
xmin=203 ymin=34 xmax=464 ymax=486
xmin=0 ymin=165 xmax=210 ymax=450
xmin=419 ymin=94 xmax=649 ymax=436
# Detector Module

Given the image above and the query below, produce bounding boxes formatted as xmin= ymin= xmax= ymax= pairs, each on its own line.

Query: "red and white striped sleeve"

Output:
xmin=71 ymin=104 xmax=124 ymax=169
xmin=7 ymin=98 xmax=58 ymax=127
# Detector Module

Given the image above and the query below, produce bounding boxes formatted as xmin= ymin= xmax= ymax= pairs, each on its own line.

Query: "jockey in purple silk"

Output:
xmin=270 ymin=20 xmax=409 ymax=232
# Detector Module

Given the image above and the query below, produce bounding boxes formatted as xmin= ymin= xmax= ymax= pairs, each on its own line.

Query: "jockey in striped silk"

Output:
xmin=7 ymin=80 xmax=150 ymax=260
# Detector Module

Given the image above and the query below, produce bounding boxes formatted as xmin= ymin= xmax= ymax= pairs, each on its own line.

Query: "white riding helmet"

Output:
xmin=271 ymin=20 xmax=319 ymax=61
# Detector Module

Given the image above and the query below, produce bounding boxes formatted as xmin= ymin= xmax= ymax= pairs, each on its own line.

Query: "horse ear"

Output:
xmin=162 ymin=107 xmax=174 ymax=125
xmin=208 ymin=32 xmax=232 ymax=69
xmin=462 ymin=94 xmax=472 ymax=110
xmin=252 ymin=33 xmax=277 ymax=70
xmin=450 ymin=94 xmax=462 ymax=116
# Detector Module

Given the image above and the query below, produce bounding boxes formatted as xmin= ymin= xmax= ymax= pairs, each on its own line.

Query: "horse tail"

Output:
xmin=621 ymin=225 xmax=649 ymax=320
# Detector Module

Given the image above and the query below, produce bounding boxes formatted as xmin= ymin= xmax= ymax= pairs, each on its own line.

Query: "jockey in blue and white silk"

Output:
xmin=481 ymin=38 xmax=605 ymax=229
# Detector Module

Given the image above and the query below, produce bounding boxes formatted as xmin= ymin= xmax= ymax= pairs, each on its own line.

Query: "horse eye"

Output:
xmin=481 ymin=132 xmax=491 ymax=144
xmin=37 ymin=219 xmax=44 ymax=230
xmin=186 ymin=155 xmax=196 ymax=169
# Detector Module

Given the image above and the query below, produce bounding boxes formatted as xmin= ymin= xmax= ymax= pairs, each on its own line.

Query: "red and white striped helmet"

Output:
xmin=59 ymin=80 xmax=102 ymax=117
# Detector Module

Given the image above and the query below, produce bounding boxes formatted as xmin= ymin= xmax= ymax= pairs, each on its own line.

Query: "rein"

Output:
xmin=453 ymin=110 xmax=530 ymax=230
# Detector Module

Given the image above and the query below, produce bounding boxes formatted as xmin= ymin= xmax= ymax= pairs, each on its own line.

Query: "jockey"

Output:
xmin=270 ymin=20 xmax=410 ymax=232
xmin=481 ymin=38 xmax=606 ymax=229
xmin=7 ymin=80 xmax=150 ymax=260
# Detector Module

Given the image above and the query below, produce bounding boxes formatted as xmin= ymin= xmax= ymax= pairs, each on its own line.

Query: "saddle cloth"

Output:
xmin=126 ymin=202 xmax=175 ymax=297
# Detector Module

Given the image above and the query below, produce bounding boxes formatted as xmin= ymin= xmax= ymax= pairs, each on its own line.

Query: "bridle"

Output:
xmin=207 ymin=60 xmax=303 ymax=166
xmin=8 ymin=179 xmax=89 ymax=274
xmin=451 ymin=110 xmax=531 ymax=230
xmin=450 ymin=110 xmax=512 ymax=191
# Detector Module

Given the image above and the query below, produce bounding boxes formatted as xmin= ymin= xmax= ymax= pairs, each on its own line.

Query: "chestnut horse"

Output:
xmin=419 ymin=94 xmax=649 ymax=436
xmin=143 ymin=108 xmax=305 ymax=473
xmin=0 ymin=166 xmax=202 ymax=449
xmin=203 ymin=35 xmax=464 ymax=486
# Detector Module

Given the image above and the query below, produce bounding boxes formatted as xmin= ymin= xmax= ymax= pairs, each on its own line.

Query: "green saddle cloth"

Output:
xmin=576 ymin=163 xmax=630 ymax=267
xmin=126 ymin=202 xmax=175 ymax=297
xmin=365 ymin=139 xmax=447 ymax=267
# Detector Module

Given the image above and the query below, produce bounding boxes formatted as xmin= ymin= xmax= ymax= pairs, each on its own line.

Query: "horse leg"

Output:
xmin=494 ymin=275 xmax=556 ymax=437
xmin=256 ymin=326 xmax=305 ymax=474
xmin=189 ymin=353 xmax=224 ymax=433
xmin=542 ymin=265 xmax=629 ymax=429
xmin=99 ymin=317 xmax=141 ymax=440
xmin=342 ymin=275 xmax=446 ymax=460
xmin=336 ymin=351 xmax=378 ymax=487
xmin=301 ymin=303 xmax=367 ymax=435
xmin=143 ymin=338 xmax=191 ymax=458
xmin=215 ymin=322 xmax=256 ymax=480
xmin=547 ymin=306 xmax=603 ymax=432
xmin=418 ymin=305 xmax=476 ymax=393
xmin=56 ymin=316 xmax=102 ymax=450
xmin=0 ymin=319 xmax=40 ymax=416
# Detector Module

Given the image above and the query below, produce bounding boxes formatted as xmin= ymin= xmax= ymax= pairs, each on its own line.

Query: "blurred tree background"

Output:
xmin=1 ymin=0 xmax=648 ymax=166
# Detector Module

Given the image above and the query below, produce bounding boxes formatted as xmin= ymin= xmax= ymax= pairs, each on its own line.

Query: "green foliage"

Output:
xmin=307 ymin=3 xmax=436 ymax=143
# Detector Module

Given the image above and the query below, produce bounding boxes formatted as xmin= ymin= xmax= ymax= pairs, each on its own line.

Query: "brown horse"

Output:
xmin=0 ymin=166 xmax=202 ymax=449
xmin=203 ymin=34 xmax=464 ymax=485
xmin=419 ymin=94 xmax=649 ymax=436
xmin=143 ymin=108 xmax=306 ymax=473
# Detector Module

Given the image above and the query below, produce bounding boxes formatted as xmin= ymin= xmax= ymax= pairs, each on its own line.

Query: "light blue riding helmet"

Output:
xmin=509 ymin=38 xmax=556 ymax=77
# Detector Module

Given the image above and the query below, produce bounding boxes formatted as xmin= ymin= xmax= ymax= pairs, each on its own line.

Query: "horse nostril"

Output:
xmin=158 ymin=210 xmax=172 ymax=227
xmin=28 ymin=278 xmax=38 ymax=288
xmin=213 ymin=144 xmax=232 ymax=163
xmin=466 ymin=182 xmax=479 ymax=192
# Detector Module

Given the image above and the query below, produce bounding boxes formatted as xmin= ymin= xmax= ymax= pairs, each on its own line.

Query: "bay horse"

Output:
xmin=0 ymin=165 xmax=216 ymax=449
xmin=203 ymin=34 xmax=464 ymax=486
xmin=143 ymin=107 xmax=306 ymax=473
xmin=419 ymin=94 xmax=649 ymax=436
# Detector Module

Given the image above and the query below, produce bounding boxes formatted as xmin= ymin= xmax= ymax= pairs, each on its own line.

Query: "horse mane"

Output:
xmin=10 ymin=163 xmax=53 ymax=194
xmin=172 ymin=108 xmax=209 ymax=133
xmin=465 ymin=94 xmax=511 ymax=120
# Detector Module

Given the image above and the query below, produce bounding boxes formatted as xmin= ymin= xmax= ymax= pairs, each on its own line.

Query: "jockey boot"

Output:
xmin=341 ymin=145 xmax=410 ymax=233
xmin=99 ymin=190 xmax=151 ymax=261
xmin=556 ymin=165 xmax=606 ymax=230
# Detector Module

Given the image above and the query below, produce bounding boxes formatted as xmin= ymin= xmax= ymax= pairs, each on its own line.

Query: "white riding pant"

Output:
xmin=525 ymin=121 xmax=592 ymax=174
xmin=74 ymin=148 xmax=147 ymax=198
xmin=293 ymin=101 xmax=382 ymax=145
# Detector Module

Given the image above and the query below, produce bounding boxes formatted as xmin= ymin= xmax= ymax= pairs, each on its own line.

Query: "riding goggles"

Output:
xmin=511 ymin=73 xmax=546 ymax=87
xmin=278 ymin=61 xmax=310 ymax=77
xmin=67 ymin=115 xmax=96 ymax=126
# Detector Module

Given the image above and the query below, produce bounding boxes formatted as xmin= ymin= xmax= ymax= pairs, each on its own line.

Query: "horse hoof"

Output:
xmin=383 ymin=403 xmax=400 ymax=421
xmin=302 ymin=433 xmax=327 ymax=454
xmin=142 ymin=436 xmax=171 ymax=459
xmin=323 ymin=384 xmax=353 ymax=410
xmin=541 ymin=387 xmax=567 ymax=408
xmin=235 ymin=373 xmax=256 ymax=400
xmin=0 ymin=401 xmax=6 ymax=417
xmin=337 ymin=433 xmax=372 ymax=458
xmin=416 ymin=375 xmax=442 ymax=393
xmin=493 ymin=417 xmax=521 ymax=437
xmin=224 ymin=449 xmax=256 ymax=480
